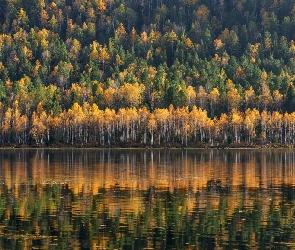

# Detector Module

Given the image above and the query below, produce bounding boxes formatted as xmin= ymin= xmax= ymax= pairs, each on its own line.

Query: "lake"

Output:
xmin=0 ymin=148 xmax=295 ymax=249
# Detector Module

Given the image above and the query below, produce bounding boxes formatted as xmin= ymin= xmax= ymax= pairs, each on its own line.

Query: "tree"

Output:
xmin=208 ymin=87 xmax=220 ymax=117
xmin=214 ymin=39 xmax=224 ymax=55
xmin=220 ymin=28 xmax=239 ymax=55
xmin=226 ymin=79 xmax=241 ymax=111
xmin=16 ymin=8 xmax=29 ymax=29
xmin=1 ymin=108 xmax=12 ymax=143
xmin=244 ymin=86 xmax=257 ymax=109
xmin=260 ymin=110 xmax=271 ymax=143
xmin=269 ymin=111 xmax=283 ymax=143
xmin=68 ymin=38 xmax=81 ymax=61
xmin=51 ymin=61 xmax=73 ymax=89
xmin=30 ymin=103 xmax=48 ymax=146
xmin=196 ymin=86 xmax=208 ymax=110
xmin=97 ymin=0 xmax=106 ymax=12
xmin=103 ymin=87 xmax=116 ymax=108
xmin=259 ymin=73 xmax=272 ymax=111
xmin=104 ymin=108 xmax=116 ymax=145
xmin=284 ymin=83 xmax=295 ymax=113
xmin=117 ymin=83 xmax=145 ymax=108
xmin=186 ymin=86 xmax=196 ymax=109
xmin=264 ymin=31 xmax=272 ymax=55
xmin=148 ymin=113 xmax=156 ymax=145
xmin=130 ymin=27 xmax=138 ymax=48
xmin=189 ymin=105 xmax=208 ymax=142
xmin=195 ymin=5 xmax=210 ymax=31
xmin=11 ymin=100 xmax=28 ymax=144
xmin=138 ymin=106 xmax=150 ymax=144
xmin=115 ymin=23 xmax=127 ymax=45
xmin=230 ymin=109 xmax=243 ymax=143
xmin=216 ymin=113 xmax=228 ymax=143
xmin=272 ymin=89 xmax=283 ymax=111
xmin=49 ymin=15 xmax=59 ymax=32
xmin=244 ymin=108 xmax=260 ymax=143
xmin=153 ymin=108 xmax=170 ymax=145
xmin=249 ymin=43 xmax=260 ymax=63
xmin=40 ymin=9 xmax=49 ymax=28
xmin=89 ymin=103 xmax=104 ymax=144
xmin=67 ymin=102 xmax=85 ymax=144
xmin=165 ymin=30 xmax=178 ymax=52
xmin=98 ymin=45 xmax=110 ymax=70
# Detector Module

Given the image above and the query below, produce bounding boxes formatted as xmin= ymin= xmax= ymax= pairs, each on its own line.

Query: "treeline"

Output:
xmin=2 ymin=0 xmax=295 ymax=145
xmin=2 ymin=102 xmax=295 ymax=146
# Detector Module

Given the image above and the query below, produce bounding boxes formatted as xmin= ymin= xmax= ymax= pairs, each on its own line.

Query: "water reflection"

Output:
xmin=0 ymin=149 xmax=295 ymax=249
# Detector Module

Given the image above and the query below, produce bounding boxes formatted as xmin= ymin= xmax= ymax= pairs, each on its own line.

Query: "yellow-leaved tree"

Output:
xmin=117 ymin=82 xmax=145 ymax=108
xmin=30 ymin=103 xmax=48 ymax=146
xmin=230 ymin=109 xmax=243 ymax=143
xmin=153 ymin=108 xmax=169 ymax=145
xmin=226 ymin=79 xmax=242 ymax=111
xmin=67 ymin=102 xmax=85 ymax=144
xmin=244 ymin=108 xmax=260 ymax=143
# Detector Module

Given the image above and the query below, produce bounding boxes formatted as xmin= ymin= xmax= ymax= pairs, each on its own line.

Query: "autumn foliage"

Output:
xmin=1 ymin=0 xmax=295 ymax=146
xmin=1 ymin=101 xmax=295 ymax=147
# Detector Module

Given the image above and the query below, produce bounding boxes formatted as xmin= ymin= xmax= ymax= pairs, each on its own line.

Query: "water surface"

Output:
xmin=0 ymin=148 xmax=295 ymax=249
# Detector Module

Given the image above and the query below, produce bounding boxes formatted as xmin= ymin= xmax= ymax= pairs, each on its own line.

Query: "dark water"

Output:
xmin=0 ymin=149 xmax=295 ymax=249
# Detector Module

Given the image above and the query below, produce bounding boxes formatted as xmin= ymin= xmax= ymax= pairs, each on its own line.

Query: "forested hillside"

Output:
xmin=1 ymin=0 xmax=295 ymax=146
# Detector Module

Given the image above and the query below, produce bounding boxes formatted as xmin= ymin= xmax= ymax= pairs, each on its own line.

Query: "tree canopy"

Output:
xmin=1 ymin=0 xmax=295 ymax=146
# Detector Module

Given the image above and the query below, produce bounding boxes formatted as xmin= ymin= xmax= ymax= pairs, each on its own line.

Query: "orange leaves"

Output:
xmin=231 ymin=109 xmax=243 ymax=125
xmin=2 ymin=108 xmax=12 ymax=134
xmin=214 ymin=39 xmax=224 ymax=52
xmin=1 ymin=101 xmax=295 ymax=146
xmin=51 ymin=61 xmax=73 ymax=88
xmin=231 ymin=109 xmax=243 ymax=143
xmin=0 ymin=34 xmax=13 ymax=50
xmin=208 ymin=88 xmax=220 ymax=109
xmin=103 ymin=87 xmax=116 ymax=108
xmin=104 ymin=107 xmax=116 ymax=129
xmin=196 ymin=4 xmax=210 ymax=25
xmin=89 ymin=42 xmax=110 ymax=69
xmin=185 ymin=37 xmax=194 ymax=50
xmin=186 ymin=86 xmax=196 ymax=108
xmin=97 ymin=0 xmax=107 ymax=12
xmin=196 ymin=86 xmax=208 ymax=109
xmin=68 ymin=102 xmax=84 ymax=126
xmin=189 ymin=105 xmax=208 ymax=141
xmin=68 ymin=38 xmax=81 ymax=61
xmin=233 ymin=66 xmax=246 ymax=80
xmin=30 ymin=103 xmax=48 ymax=145
xmin=90 ymin=103 xmax=104 ymax=125
xmin=165 ymin=30 xmax=178 ymax=45
xmin=115 ymin=23 xmax=127 ymax=42
xmin=249 ymin=43 xmax=260 ymax=60
xmin=36 ymin=28 xmax=49 ymax=41
xmin=130 ymin=27 xmax=138 ymax=46
xmin=17 ymin=8 xmax=29 ymax=27
xmin=244 ymin=108 xmax=260 ymax=141
xmin=89 ymin=47 xmax=99 ymax=61
xmin=117 ymin=82 xmax=145 ymax=108
xmin=226 ymin=79 xmax=242 ymax=110
xmin=40 ymin=9 xmax=49 ymax=27
xmin=153 ymin=108 xmax=170 ymax=125
xmin=244 ymin=86 xmax=256 ymax=109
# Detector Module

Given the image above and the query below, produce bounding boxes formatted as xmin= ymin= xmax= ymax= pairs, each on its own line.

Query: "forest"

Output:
xmin=1 ymin=0 xmax=295 ymax=146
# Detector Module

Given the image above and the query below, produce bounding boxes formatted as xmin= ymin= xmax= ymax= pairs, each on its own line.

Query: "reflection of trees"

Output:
xmin=1 ymin=149 xmax=295 ymax=248
xmin=2 ymin=149 xmax=295 ymax=193
xmin=0 ymin=183 xmax=295 ymax=249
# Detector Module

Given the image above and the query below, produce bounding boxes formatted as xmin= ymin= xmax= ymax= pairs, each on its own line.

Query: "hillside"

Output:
xmin=1 ymin=0 xmax=295 ymax=146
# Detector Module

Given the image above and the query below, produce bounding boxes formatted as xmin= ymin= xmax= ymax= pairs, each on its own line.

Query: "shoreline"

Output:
xmin=0 ymin=142 xmax=294 ymax=150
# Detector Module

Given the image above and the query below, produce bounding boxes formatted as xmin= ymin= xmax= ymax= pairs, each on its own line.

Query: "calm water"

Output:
xmin=0 ymin=149 xmax=295 ymax=249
